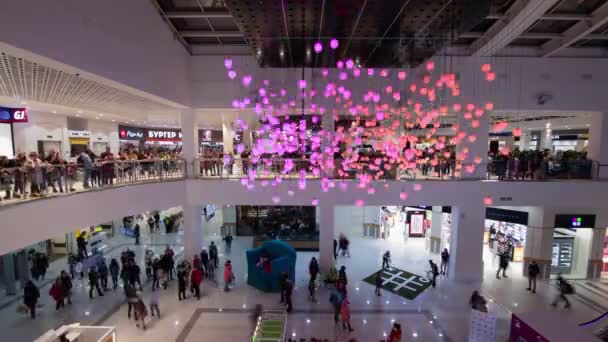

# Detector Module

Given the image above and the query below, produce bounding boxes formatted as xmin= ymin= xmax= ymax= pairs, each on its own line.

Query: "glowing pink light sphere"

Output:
xmin=242 ymin=75 xmax=252 ymax=87
xmin=354 ymin=199 xmax=365 ymax=207
xmin=399 ymin=192 xmax=408 ymax=200
xmin=345 ymin=59 xmax=354 ymax=69
xmin=483 ymin=196 xmax=493 ymax=206
xmin=224 ymin=58 xmax=233 ymax=69
xmin=314 ymin=41 xmax=323 ymax=54
xmin=311 ymin=198 xmax=319 ymax=206
xmin=330 ymin=38 xmax=339 ymax=49
xmin=228 ymin=70 xmax=237 ymax=79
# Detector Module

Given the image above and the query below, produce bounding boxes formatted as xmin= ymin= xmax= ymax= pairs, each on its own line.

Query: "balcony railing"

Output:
xmin=0 ymin=159 xmax=185 ymax=205
xmin=195 ymin=157 xmax=596 ymax=181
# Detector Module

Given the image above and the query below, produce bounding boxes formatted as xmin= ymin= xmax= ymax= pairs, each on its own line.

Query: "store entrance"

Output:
xmin=37 ymin=140 xmax=62 ymax=158
xmin=482 ymin=207 xmax=529 ymax=280
xmin=551 ymin=214 xmax=596 ymax=279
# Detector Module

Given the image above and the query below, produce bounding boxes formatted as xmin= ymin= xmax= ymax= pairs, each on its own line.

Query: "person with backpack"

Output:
xmin=552 ymin=274 xmax=573 ymax=308
xmin=428 ymin=260 xmax=439 ymax=288
xmin=527 ymin=260 xmax=540 ymax=293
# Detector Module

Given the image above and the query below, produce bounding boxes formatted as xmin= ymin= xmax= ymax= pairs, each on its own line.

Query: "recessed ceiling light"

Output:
xmin=99 ymin=114 xmax=104 ymax=117
xmin=52 ymin=110 xmax=57 ymax=114
xmin=78 ymin=110 xmax=82 ymax=114
xmin=76 ymin=114 xmax=81 ymax=117
xmin=111 ymin=119 xmax=116 ymax=122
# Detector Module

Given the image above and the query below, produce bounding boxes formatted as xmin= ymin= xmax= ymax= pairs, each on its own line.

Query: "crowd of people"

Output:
xmin=488 ymin=148 xmax=592 ymax=180
xmin=0 ymin=147 xmax=185 ymax=201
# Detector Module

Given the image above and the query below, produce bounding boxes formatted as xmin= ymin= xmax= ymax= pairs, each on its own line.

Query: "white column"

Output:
xmin=519 ymin=132 xmax=530 ymax=150
xmin=523 ymin=207 xmax=554 ymax=279
xmin=222 ymin=120 xmax=234 ymax=154
xmin=457 ymin=112 xmax=489 ymax=179
xmin=182 ymin=204 xmax=203 ymax=261
xmin=541 ymin=127 xmax=553 ymax=150
xmin=181 ymin=109 xmax=198 ymax=175
xmin=448 ymin=202 xmax=485 ymax=283
xmin=587 ymin=113 xmax=608 ymax=179
xmin=588 ymin=227 xmax=606 ymax=279
xmin=427 ymin=206 xmax=443 ymax=254
xmin=221 ymin=205 xmax=237 ymax=237
xmin=319 ymin=203 xmax=335 ymax=272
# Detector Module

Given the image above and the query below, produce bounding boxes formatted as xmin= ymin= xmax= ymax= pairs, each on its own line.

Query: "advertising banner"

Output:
xmin=0 ymin=107 xmax=28 ymax=123
xmin=509 ymin=314 xmax=550 ymax=342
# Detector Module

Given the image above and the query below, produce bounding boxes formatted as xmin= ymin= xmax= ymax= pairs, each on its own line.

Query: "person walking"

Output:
xmin=279 ymin=272 xmax=288 ymax=304
xmin=23 ymin=280 xmax=39 ymax=320
xmin=382 ymin=251 xmax=391 ymax=269
xmin=338 ymin=266 xmax=348 ymax=296
xmin=496 ymin=253 xmax=509 ymax=279
xmin=109 ymin=258 xmax=120 ymax=290
xmin=284 ymin=278 xmax=293 ymax=313
xmin=223 ymin=260 xmax=234 ymax=292
xmin=428 ymin=260 xmax=439 ymax=288
xmin=341 ymin=298 xmax=354 ymax=332
xmin=200 ymin=248 xmax=211 ymax=280
xmin=527 ymin=261 xmax=540 ymax=293
xmin=329 ymin=287 xmax=343 ymax=324
xmin=76 ymin=232 xmax=88 ymax=258
xmin=440 ymin=248 xmax=449 ymax=275
xmin=333 ymin=239 xmax=338 ymax=259
xmin=49 ymin=277 xmax=65 ymax=311
xmin=149 ymin=287 xmax=161 ymax=319
xmin=552 ymin=274 xmax=573 ymax=309
xmin=99 ymin=259 xmax=109 ymax=291
xmin=224 ymin=234 xmax=233 ymax=254
xmin=134 ymin=295 xmax=148 ymax=330
xmin=178 ymin=266 xmax=187 ymax=301
xmin=209 ymin=242 xmax=219 ymax=269
xmin=126 ymin=285 xmax=138 ymax=319
xmin=375 ymin=270 xmax=383 ymax=296
xmin=308 ymin=257 xmax=319 ymax=302
xmin=191 ymin=266 xmax=203 ymax=300
xmin=59 ymin=270 xmax=73 ymax=305
xmin=387 ymin=322 xmax=402 ymax=342
xmin=88 ymin=266 xmax=104 ymax=299
xmin=134 ymin=224 xmax=141 ymax=245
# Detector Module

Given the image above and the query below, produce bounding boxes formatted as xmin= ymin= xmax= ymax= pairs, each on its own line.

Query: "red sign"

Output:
xmin=0 ymin=107 xmax=28 ymax=123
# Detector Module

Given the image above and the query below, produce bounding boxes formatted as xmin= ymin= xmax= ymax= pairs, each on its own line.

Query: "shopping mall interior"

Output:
xmin=2 ymin=0 xmax=608 ymax=341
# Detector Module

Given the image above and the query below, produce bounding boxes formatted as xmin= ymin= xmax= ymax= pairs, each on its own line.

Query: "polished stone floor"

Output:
xmin=2 ymin=208 xmax=607 ymax=341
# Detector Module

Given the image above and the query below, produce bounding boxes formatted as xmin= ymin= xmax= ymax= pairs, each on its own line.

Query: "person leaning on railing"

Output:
xmin=0 ymin=156 xmax=14 ymax=200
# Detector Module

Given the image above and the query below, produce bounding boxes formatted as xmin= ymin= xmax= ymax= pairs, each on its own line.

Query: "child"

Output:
xmin=135 ymin=295 xmax=148 ymax=330
xmin=150 ymin=287 xmax=160 ymax=318
xmin=224 ymin=260 xmax=234 ymax=292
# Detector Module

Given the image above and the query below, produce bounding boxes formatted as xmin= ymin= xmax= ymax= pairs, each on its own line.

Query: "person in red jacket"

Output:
xmin=387 ymin=322 xmax=402 ymax=342
xmin=49 ymin=277 xmax=65 ymax=311
xmin=190 ymin=266 xmax=203 ymax=300
xmin=224 ymin=260 xmax=234 ymax=292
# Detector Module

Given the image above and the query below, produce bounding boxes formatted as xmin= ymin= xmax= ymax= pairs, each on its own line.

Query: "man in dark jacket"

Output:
xmin=23 ymin=280 xmax=39 ymax=319
xmin=209 ymin=242 xmax=218 ymax=269
xmin=527 ymin=261 xmax=540 ymax=293
xmin=496 ymin=253 xmax=509 ymax=279
xmin=60 ymin=270 xmax=73 ymax=304
xmin=88 ymin=266 xmax=104 ymax=299
xmin=76 ymin=233 xmax=88 ymax=257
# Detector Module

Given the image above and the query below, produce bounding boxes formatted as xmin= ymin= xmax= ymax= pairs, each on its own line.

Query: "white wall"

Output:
xmin=0 ymin=0 xmax=190 ymax=106
xmin=88 ymin=120 xmax=119 ymax=154
xmin=12 ymin=110 xmax=69 ymax=158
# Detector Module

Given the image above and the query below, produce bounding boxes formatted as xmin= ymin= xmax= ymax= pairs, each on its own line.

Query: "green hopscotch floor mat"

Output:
xmin=362 ymin=267 xmax=432 ymax=300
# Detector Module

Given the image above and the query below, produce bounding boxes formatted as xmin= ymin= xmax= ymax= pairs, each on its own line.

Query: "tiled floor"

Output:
xmin=3 ymin=208 xmax=607 ymax=341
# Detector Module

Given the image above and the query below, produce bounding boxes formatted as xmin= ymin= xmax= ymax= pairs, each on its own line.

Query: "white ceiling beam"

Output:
xmin=486 ymin=12 xmax=590 ymax=21
xmin=541 ymin=2 xmax=608 ymax=57
xmin=460 ymin=32 xmax=562 ymax=39
xmin=179 ymin=30 xmax=244 ymax=38
xmin=470 ymin=0 xmax=561 ymax=57
xmin=165 ymin=10 xmax=233 ymax=19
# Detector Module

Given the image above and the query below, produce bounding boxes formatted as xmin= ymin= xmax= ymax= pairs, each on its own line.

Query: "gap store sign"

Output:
xmin=0 ymin=107 xmax=28 ymax=123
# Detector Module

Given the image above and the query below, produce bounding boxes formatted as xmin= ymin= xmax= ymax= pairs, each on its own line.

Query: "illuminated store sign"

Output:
xmin=0 ymin=107 xmax=28 ymax=123
xmin=119 ymin=126 xmax=144 ymax=140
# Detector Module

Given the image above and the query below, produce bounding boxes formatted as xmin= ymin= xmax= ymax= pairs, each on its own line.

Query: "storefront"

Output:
xmin=68 ymin=130 xmax=90 ymax=157
xmin=199 ymin=129 xmax=223 ymax=151
xmin=0 ymin=106 xmax=25 ymax=157
xmin=484 ymin=207 xmax=528 ymax=262
xmin=551 ymin=214 xmax=596 ymax=277
xmin=118 ymin=125 xmax=145 ymax=152
xmin=236 ymin=205 xmax=318 ymax=250
xmin=144 ymin=127 xmax=182 ymax=150
xmin=550 ymin=130 xmax=588 ymax=152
